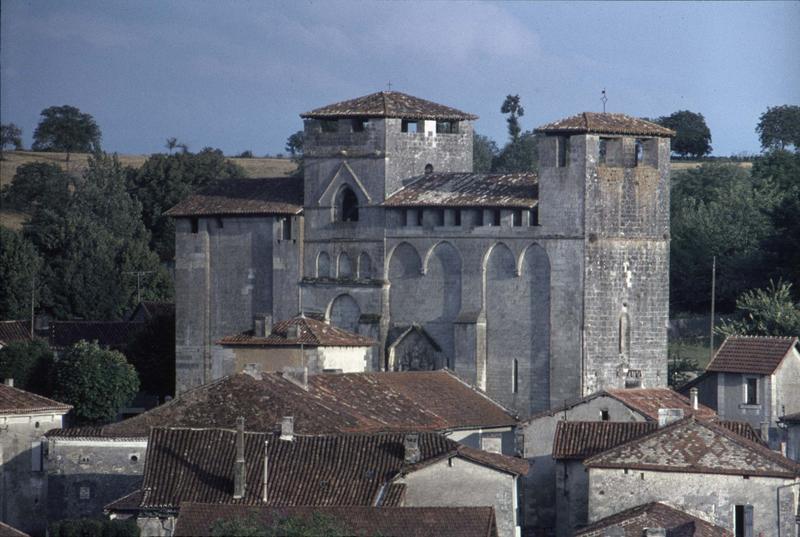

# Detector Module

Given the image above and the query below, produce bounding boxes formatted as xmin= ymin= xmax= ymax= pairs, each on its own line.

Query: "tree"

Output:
xmin=493 ymin=130 xmax=539 ymax=173
xmin=0 ymin=339 xmax=54 ymax=396
xmin=285 ymin=130 xmax=304 ymax=178
xmin=655 ymin=110 xmax=712 ymax=158
xmin=165 ymin=137 xmax=178 ymax=154
xmin=125 ymin=148 xmax=245 ymax=260
xmin=0 ymin=228 xmax=43 ymax=319
xmin=1 ymin=122 xmax=23 ymax=158
xmin=32 ymin=105 xmax=102 ymax=162
xmin=756 ymin=105 xmax=800 ymax=151
xmin=52 ymin=341 xmax=139 ymax=425
xmin=1 ymin=162 xmax=73 ymax=212
xmin=716 ymin=280 xmax=800 ymax=337
xmin=125 ymin=313 xmax=175 ymax=398
xmin=473 ymin=133 xmax=499 ymax=173
xmin=501 ymin=94 xmax=524 ymax=143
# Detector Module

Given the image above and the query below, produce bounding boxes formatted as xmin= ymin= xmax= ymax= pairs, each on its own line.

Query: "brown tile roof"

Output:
xmin=0 ymin=320 xmax=33 ymax=346
xmin=553 ymin=421 xmax=657 ymax=460
xmin=104 ymin=489 xmax=143 ymax=512
xmin=716 ymin=420 xmax=766 ymax=446
xmin=301 ymin=91 xmax=478 ymax=121
xmin=49 ymin=321 xmax=140 ymax=350
xmin=606 ymin=388 xmax=717 ymax=421
xmin=585 ymin=416 xmax=800 ymax=478
xmin=0 ymin=521 xmax=31 ymax=537
xmin=46 ymin=370 xmax=516 ymax=439
xmin=383 ymin=172 xmax=538 ymax=208
xmin=575 ymin=501 xmax=732 ymax=537
xmin=130 ymin=428 xmax=526 ymax=513
xmin=174 ymin=504 xmax=498 ymax=537
xmin=706 ymin=335 xmax=798 ymax=375
xmin=164 ymin=177 xmax=303 ymax=217
xmin=0 ymin=383 xmax=71 ymax=415
xmin=536 ymin=112 xmax=676 ymax=137
xmin=218 ymin=316 xmax=375 ymax=347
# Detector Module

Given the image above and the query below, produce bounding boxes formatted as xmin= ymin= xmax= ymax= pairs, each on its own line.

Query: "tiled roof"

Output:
xmin=46 ymin=370 xmax=516 ymax=439
xmin=0 ymin=383 xmax=71 ymax=416
xmin=0 ymin=521 xmax=31 ymax=537
xmin=553 ymin=422 xmax=657 ymax=460
xmin=575 ymin=501 xmax=732 ymax=537
xmin=0 ymin=320 xmax=33 ymax=346
xmin=717 ymin=420 xmax=766 ymax=446
xmin=49 ymin=321 xmax=140 ymax=350
xmin=535 ymin=112 xmax=675 ymax=137
xmin=174 ymin=504 xmax=498 ymax=537
xmin=104 ymin=489 xmax=143 ymax=512
xmin=301 ymin=91 xmax=478 ymax=121
xmin=164 ymin=177 xmax=303 ymax=217
xmin=706 ymin=335 xmax=798 ymax=375
xmin=781 ymin=412 xmax=800 ymax=423
xmin=218 ymin=316 xmax=375 ymax=347
xmin=585 ymin=416 xmax=800 ymax=478
xmin=383 ymin=172 xmax=537 ymax=208
xmin=606 ymin=388 xmax=717 ymax=421
xmin=130 ymin=428 xmax=526 ymax=512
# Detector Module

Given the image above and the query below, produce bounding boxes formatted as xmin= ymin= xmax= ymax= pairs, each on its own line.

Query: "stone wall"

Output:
xmin=555 ymin=459 xmax=589 ymax=537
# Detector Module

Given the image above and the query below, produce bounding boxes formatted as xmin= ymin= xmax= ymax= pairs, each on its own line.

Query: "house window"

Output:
xmin=337 ymin=187 xmax=359 ymax=222
xmin=216 ymin=217 xmax=224 ymax=229
xmin=745 ymin=377 xmax=758 ymax=405
xmin=401 ymin=120 xmax=419 ymax=133
xmin=491 ymin=209 xmax=501 ymax=226
xmin=321 ymin=120 xmax=338 ymax=133
xmin=190 ymin=217 xmax=199 ymax=234
xmin=280 ymin=217 xmax=292 ymax=240
xmin=600 ymin=410 xmax=610 ymax=421
xmin=530 ymin=207 xmax=539 ymax=226
xmin=734 ymin=505 xmax=753 ymax=537
xmin=436 ymin=121 xmax=459 ymax=134
xmin=557 ymin=136 xmax=569 ymax=167
xmin=512 ymin=209 xmax=522 ymax=227
xmin=454 ymin=209 xmax=461 ymax=226
xmin=512 ymin=359 xmax=519 ymax=394
xmin=352 ymin=118 xmax=367 ymax=132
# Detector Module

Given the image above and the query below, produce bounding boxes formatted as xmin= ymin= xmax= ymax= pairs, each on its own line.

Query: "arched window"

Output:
xmin=317 ymin=252 xmax=331 ymax=278
xmin=619 ymin=310 xmax=631 ymax=357
xmin=336 ymin=186 xmax=359 ymax=222
xmin=338 ymin=252 xmax=353 ymax=279
xmin=358 ymin=252 xmax=372 ymax=279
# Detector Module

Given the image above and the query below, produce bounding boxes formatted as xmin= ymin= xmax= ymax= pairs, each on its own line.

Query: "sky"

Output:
xmin=2 ymin=1 xmax=799 ymax=157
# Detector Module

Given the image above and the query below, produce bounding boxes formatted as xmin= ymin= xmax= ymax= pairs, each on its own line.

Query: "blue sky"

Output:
xmin=2 ymin=1 xmax=798 ymax=156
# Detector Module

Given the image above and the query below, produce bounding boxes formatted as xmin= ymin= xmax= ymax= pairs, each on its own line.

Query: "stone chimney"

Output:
xmin=233 ymin=417 xmax=246 ymax=499
xmin=280 ymin=416 xmax=294 ymax=441
xmin=253 ymin=314 xmax=272 ymax=338
xmin=283 ymin=366 xmax=309 ymax=390
xmin=403 ymin=434 xmax=420 ymax=464
xmin=3 ymin=378 xmax=13 ymax=387
xmin=644 ymin=528 xmax=666 ymax=537
xmin=657 ymin=408 xmax=684 ymax=427
xmin=689 ymin=387 xmax=699 ymax=410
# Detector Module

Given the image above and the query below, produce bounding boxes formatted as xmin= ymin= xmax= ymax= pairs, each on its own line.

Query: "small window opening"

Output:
xmin=281 ymin=217 xmax=292 ymax=240
xmin=557 ymin=136 xmax=569 ymax=167
xmin=512 ymin=209 xmax=522 ymax=227
xmin=352 ymin=118 xmax=367 ymax=132
xmin=79 ymin=486 xmax=91 ymax=500
xmin=599 ymin=138 xmax=609 ymax=164
xmin=35 ymin=421 xmax=40 ymax=428
xmin=401 ymin=120 xmax=419 ymax=133
xmin=634 ymin=139 xmax=644 ymax=166
xmin=190 ymin=217 xmax=199 ymax=234
xmin=424 ymin=163 xmax=434 ymax=174
xmin=434 ymin=208 xmax=444 ymax=226
xmin=491 ymin=209 xmax=501 ymax=226
xmin=130 ymin=454 xmax=139 ymax=463
xmin=746 ymin=377 xmax=758 ymax=405
xmin=454 ymin=209 xmax=462 ymax=226
xmin=640 ymin=473 xmax=644 ymax=480
xmin=734 ymin=505 xmax=753 ymax=537
xmin=321 ymin=120 xmax=338 ymax=133
xmin=512 ymin=359 xmax=519 ymax=394
xmin=529 ymin=207 xmax=539 ymax=226
xmin=339 ymin=188 xmax=359 ymax=222
xmin=416 ymin=209 xmax=423 ymax=227
xmin=600 ymin=410 xmax=610 ymax=421
xmin=619 ymin=311 xmax=631 ymax=356
xmin=436 ymin=121 xmax=459 ymax=134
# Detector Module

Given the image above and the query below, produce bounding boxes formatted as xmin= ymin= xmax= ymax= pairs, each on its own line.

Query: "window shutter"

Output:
xmin=743 ymin=505 xmax=754 ymax=537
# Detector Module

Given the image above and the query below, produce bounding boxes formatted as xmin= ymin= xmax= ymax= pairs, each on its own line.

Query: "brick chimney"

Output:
xmin=403 ymin=434 xmax=420 ymax=464
xmin=689 ymin=387 xmax=699 ymax=410
xmin=233 ymin=417 xmax=246 ymax=499
xmin=3 ymin=378 xmax=13 ymax=387
xmin=280 ymin=416 xmax=294 ymax=441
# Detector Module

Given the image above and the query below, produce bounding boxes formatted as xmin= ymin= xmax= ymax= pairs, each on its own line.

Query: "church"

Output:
xmin=167 ymin=91 xmax=674 ymax=416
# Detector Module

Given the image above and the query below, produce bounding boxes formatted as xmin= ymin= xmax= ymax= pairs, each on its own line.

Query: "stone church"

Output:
xmin=167 ymin=91 xmax=674 ymax=416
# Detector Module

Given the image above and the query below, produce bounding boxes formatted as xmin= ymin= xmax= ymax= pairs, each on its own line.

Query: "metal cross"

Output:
xmin=601 ymin=89 xmax=608 ymax=113
xmin=386 ymin=81 xmax=393 ymax=91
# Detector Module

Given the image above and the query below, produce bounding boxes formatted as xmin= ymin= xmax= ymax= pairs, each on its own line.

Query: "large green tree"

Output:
xmin=0 ymin=228 xmax=43 ymax=319
xmin=1 ymin=162 xmax=72 ymax=212
xmin=125 ymin=148 xmax=244 ymax=260
xmin=493 ymin=130 xmax=539 ymax=173
xmin=501 ymin=94 xmax=524 ymax=143
xmin=1 ymin=122 xmax=23 ymax=158
xmin=655 ymin=110 xmax=712 ymax=158
xmin=285 ymin=130 xmax=305 ymax=178
xmin=473 ymin=133 xmax=499 ymax=173
xmin=52 ymin=340 xmax=139 ymax=425
xmin=0 ymin=339 xmax=54 ymax=396
xmin=32 ymin=105 xmax=102 ymax=161
xmin=756 ymin=105 xmax=800 ymax=151
xmin=717 ymin=280 xmax=800 ymax=337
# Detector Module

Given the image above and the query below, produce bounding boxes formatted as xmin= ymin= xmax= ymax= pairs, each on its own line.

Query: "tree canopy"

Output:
xmin=473 ymin=133 xmax=499 ymax=173
xmin=285 ymin=130 xmax=305 ymax=178
xmin=655 ymin=110 xmax=712 ymax=158
xmin=0 ymin=227 xmax=43 ymax=320
xmin=32 ymin=105 xmax=102 ymax=161
xmin=756 ymin=105 xmax=800 ymax=151
xmin=717 ymin=280 xmax=800 ymax=337
xmin=501 ymin=94 xmax=525 ymax=143
xmin=1 ymin=122 xmax=23 ymax=156
xmin=0 ymin=339 xmax=54 ymax=396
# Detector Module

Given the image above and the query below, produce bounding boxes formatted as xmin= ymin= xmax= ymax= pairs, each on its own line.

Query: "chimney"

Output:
xmin=280 ymin=416 xmax=294 ymax=441
xmin=283 ymin=366 xmax=309 ymax=390
xmin=644 ymin=528 xmax=666 ymax=537
xmin=262 ymin=440 xmax=269 ymax=503
xmin=403 ymin=434 xmax=420 ymax=464
xmin=233 ymin=417 xmax=246 ymax=499
xmin=253 ymin=314 xmax=272 ymax=338
xmin=3 ymin=378 xmax=13 ymax=387
xmin=657 ymin=408 xmax=684 ymax=427
xmin=689 ymin=387 xmax=699 ymax=410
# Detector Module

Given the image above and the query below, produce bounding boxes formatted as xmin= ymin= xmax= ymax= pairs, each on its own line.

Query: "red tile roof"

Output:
xmin=49 ymin=321 xmax=140 ymax=350
xmin=0 ymin=383 xmax=71 ymax=416
xmin=706 ymin=335 xmax=798 ymax=375
xmin=218 ymin=316 xmax=374 ymax=347
xmin=606 ymin=388 xmax=717 ymax=421
xmin=164 ymin=177 xmax=303 ymax=217
xmin=535 ymin=112 xmax=675 ymax=137
xmin=174 ymin=504 xmax=498 ymax=537
xmin=575 ymin=502 xmax=732 ymax=537
xmin=553 ymin=421 xmax=657 ymax=460
xmin=301 ymin=91 xmax=478 ymax=121
xmin=0 ymin=320 xmax=33 ymax=346
xmin=46 ymin=370 xmax=517 ymax=439
xmin=382 ymin=172 xmax=538 ymax=208
xmin=585 ymin=416 xmax=800 ymax=478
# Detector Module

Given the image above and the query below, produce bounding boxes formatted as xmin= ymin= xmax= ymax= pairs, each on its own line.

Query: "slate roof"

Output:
xmin=0 ymin=320 xmax=33 ymax=346
xmin=383 ymin=172 xmax=538 ymax=208
xmin=0 ymin=521 xmax=31 ymax=537
xmin=49 ymin=321 xmax=140 ymax=350
xmin=164 ymin=177 xmax=303 ymax=217
xmin=127 ymin=428 xmax=526 ymax=513
xmin=218 ymin=316 xmax=375 ymax=347
xmin=46 ymin=370 xmax=517 ymax=439
xmin=706 ymin=335 xmax=798 ymax=375
xmin=173 ymin=504 xmax=498 ymax=537
xmin=585 ymin=416 xmax=800 ymax=478
xmin=535 ymin=112 xmax=675 ymax=137
xmin=301 ymin=91 xmax=478 ymax=121
xmin=575 ymin=502 xmax=732 ymax=537
xmin=605 ymin=388 xmax=717 ymax=421
xmin=0 ymin=383 xmax=71 ymax=416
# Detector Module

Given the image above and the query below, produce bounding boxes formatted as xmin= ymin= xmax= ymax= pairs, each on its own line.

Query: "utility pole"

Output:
xmin=123 ymin=271 xmax=154 ymax=304
xmin=709 ymin=256 xmax=716 ymax=364
xmin=30 ymin=275 xmax=35 ymax=337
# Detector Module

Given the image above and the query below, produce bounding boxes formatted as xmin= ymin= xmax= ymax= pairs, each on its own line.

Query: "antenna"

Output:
xmin=123 ymin=270 xmax=155 ymax=304
xmin=386 ymin=81 xmax=393 ymax=91
xmin=601 ymin=89 xmax=608 ymax=113
xmin=709 ymin=256 xmax=716 ymax=363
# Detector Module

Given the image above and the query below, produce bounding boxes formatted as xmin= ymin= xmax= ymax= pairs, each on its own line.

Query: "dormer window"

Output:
xmin=321 ymin=120 xmax=338 ymax=133
xmin=401 ymin=120 xmax=419 ymax=133
xmin=336 ymin=186 xmax=359 ymax=222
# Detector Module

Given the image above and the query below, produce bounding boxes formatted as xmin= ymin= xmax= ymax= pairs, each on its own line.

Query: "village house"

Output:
xmin=681 ymin=335 xmax=800 ymax=449
xmin=0 ymin=379 xmax=71 ymax=536
xmin=107 ymin=423 xmax=528 ymax=537
xmin=44 ymin=369 xmax=517 ymax=523
xmin=584 ymin=416 xmax=800 ymax=537
xmin=574 ymin=501 xmax=732 ymax=537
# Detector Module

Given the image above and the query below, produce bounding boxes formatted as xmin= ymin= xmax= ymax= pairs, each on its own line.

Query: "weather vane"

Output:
xmin=601 ymin=89 xmax=608 ymax=113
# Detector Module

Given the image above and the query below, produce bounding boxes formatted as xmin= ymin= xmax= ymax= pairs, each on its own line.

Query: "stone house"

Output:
xmin=574 ymin=501 xmax=732 ymax=536
xmin=107 ymin=425 xmax=528 ymax=537
xmin=584 ymin=417 xmax=800 ymax=537
xmin=168 ymin=90 xmax=675 ymax=419
xmin=45 ymin=369 xmax=517 ymax=523
xmin=519 ymin=387 xmax=716 ymax=533
xmin=172 ymin=504 xmax=499 ymax=537
xmin=0 ymin=379 xmax=71 ymax=536
xmin=217 ymin=314 xmax=375 ymax=374
xmin=681 ymin=335 xmax=800 ymax=449
xmin=780 ymin=412 xmax=800 ymax=462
